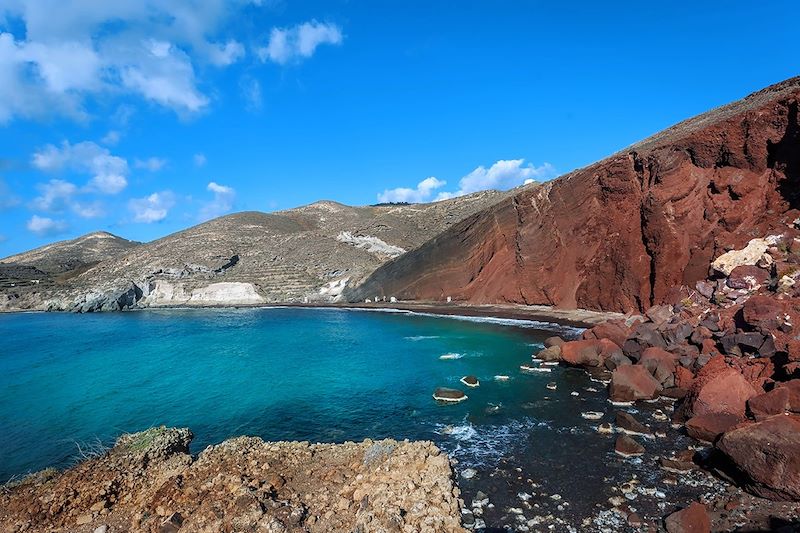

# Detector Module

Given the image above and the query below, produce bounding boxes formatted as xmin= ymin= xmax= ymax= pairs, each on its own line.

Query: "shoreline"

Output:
xmin=0 ymin=300 xmax=622 ymax=329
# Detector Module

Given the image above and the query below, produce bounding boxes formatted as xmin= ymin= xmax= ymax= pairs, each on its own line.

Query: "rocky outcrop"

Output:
xmin=347 ymin=77 xmax=800 ymax=313
xmin=0 ymin=426 xmax=464 ymax=533
xmin=664 ymin=502 xmax=710 ymax=533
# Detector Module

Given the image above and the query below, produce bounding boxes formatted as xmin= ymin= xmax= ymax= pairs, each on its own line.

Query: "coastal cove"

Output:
xmin=1 ymin=307 xmax=724 ymax=530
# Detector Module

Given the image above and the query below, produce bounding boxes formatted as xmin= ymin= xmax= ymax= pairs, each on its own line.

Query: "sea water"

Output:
xmin=0 ymin=307 xmax=700 ymax=523
xmin=0 ymin=307 xmax=578 ymax=477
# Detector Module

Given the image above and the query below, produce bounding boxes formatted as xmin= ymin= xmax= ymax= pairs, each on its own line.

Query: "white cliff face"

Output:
xmin=336 ymin=232 xmax=406 ymax=258
xmin=143 ymin=280 xmax=264 ymax=306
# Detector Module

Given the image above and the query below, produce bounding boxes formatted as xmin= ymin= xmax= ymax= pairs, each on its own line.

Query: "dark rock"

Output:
xmin=695 ymin=280 xmax=714 ymax=299
xmin=614 ymin=435 xmax=645 ymax=457
xmin=664 ymin=502 xmax=710 ymax=533
xmin=726 ymin=265 xmax=770 ymax=290
xmin=432 ymin=388 xmax=467 ymax=403
xmin=662 ymin=387 xmax=689 ymax=400
xmin=717 ymin=415 xmax=800 ymax=501
xmin=159 ymin=512 xmax=184 ymax=533
xmin=734 ymin=332 xmax=767 ymax=353
xmin=661 ymin=321 xmax=693 ymax=347
xmin=639 ymin=347 xmax=679 ymax=387
xmin=685 ymin=413 xmax=742 ymax=443
xmin=460 ymin=375 xmax=479 ymax=388
xmin=615 ymin=411 xmax=653 ymax=436
xmin=604 ymin=352 xmax=632 ymax=371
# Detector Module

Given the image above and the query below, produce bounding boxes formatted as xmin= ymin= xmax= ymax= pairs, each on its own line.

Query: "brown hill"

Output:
xmin=0 ymin=191 xmax=510 ymax=310
xmin=346 ymin=76 xmax=800 ymax=312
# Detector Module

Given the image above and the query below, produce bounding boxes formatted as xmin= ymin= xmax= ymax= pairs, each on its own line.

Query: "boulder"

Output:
xmin=609 ymin=365 xmax=662 ymax=402
xmin=460 ymin=376 xmax=480 ymax=388
xmin=748 ymin=380 xmax=800 ymax=420
xmin=432 ymin=388 xmax=467 ymax=403
xmin=742 ymin=295 xmax=785 ymax=331
xmin=660 ymin=321 xmax=693 ymax=348
xmin=536 ymin=345 xmax=562 ymax=362
xmin=645 ymin=304 xmax=674 ymax=326
xmin=615 ymin=411 xmax=652 ymax=436
xmin=685 ymin=413 xmax=742 ymax=443
xmin=716 ymin=415 xmax=800 ymax=500
xmin=581 ymin=320 xmax=629 ymax=348
xmin=544 ymin=336 xmax=565 ymax=348
xmin=664 ymin=502 xmax=710 ymax=533
xmin=614 ymin=435 xmax=645 ymax=457
xmin=687 ymin=359 xmax=757 ymax=418
xmin=711 ymin=238 xmax=772 ymax=276
xmin=604 ymin=352 xmax=632 ymax=371
xmin=560 ymin=339 xmax=620 ymax=367
xmin=639 ymin=347 xmax=679 ymax=386
xmin=726 ymin=265 xmax=770 ymax=291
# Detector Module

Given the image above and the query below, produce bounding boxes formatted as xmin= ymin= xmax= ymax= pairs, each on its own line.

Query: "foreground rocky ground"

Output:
xmin=0 ymin=427 xmax=464 ymax=533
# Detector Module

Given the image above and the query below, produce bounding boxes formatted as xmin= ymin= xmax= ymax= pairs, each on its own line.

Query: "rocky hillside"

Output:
xmin=1 ymin=231 xmax=141 ymax=275
xmin=346 ymin=76 xmax=800 ymax=313
xmin=0 ymin=191 xmax=508 ymax=311
xmin=0 ymin=426 xmax=464 ymax=533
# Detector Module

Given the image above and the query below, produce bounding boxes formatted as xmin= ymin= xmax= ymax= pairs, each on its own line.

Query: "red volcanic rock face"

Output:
xmin=348 ymin=77 xmax=800 ymax=313
xmin=560 ymin=338 xmax=621 ymax=367
xmin=685 ymin=413 xmax=742 ymax=443
xmin=716 ymin=415 xmax=800 ymax=501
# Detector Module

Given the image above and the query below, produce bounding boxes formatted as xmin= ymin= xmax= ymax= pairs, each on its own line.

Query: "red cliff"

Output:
xmin=348 ymin=77 xmax=800 ymax=312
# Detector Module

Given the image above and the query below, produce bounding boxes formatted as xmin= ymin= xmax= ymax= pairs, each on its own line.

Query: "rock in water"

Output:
xmin=615 ymin=411 xmax=653 ymax=436
xmin=716 ymin=414 xmax=800 ymax=501
xmin=664 ymin=502 xmax=710 ymax=533
xmin=432 ymin=387 xmax=467 ymax=403
xmin=460 ymin=375 xmax=480 ymax=387
xmin=615 ymin=435 xmax=645 ymax=457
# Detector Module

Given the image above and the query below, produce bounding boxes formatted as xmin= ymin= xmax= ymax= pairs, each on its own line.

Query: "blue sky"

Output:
xmin=0 ymin=1 xmax=797 ymax=256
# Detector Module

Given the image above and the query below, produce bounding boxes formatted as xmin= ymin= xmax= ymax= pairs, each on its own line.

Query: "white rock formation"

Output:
xmin=142 ymin=280 xmax=264 ymax=306
xmin=336 ymin=232 xmax=406 ymax=258
xmin=711 ymin=236 xmax=780 ymax=276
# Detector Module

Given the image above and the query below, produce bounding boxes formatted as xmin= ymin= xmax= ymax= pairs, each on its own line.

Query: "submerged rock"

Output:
xmin=433 ymin=387 xmax=468 ymax=403
xmin=460 ymin=375 xmax=480 ymax=388
xmin=615 ymin=411 xmax=652 ymax=436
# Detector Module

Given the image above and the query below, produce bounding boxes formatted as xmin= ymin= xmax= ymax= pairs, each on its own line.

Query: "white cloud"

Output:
xmin=436 ymin=160 xmax=556 ymax=200
xmin=377 ymin=160 xmax=557 ymax=204
xmin=32 ymin=140 xmax=129 ymax=194
xmin=0 ymin=1 xmax=252 ymax=122
xmin=258 ymin=20 xmax=342 ymax=64
xmin=193 ymin=153 xmax=207 ymax=167
xmin=134 ymin=157 xmax=167 ymax=171
xmin=199 ymin=181 xmax=235 ymax=220
xmin=30 ymin=179 xmax=78 ymax=212
xmin=26 ymin=215 xmax=68 ymax=236
xmin=101 ymin=130 xmax=121 ymax=145
xmin=377 ymin=177 xmax=447 ymax=203
xmin=129 ymin=191 xmax=175 ymax=223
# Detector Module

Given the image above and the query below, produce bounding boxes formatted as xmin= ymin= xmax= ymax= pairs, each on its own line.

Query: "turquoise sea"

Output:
xmin=0 ymin=307 xmax=582 ymax=476
xmin=0 ymin=307 xmax=698 ymax=524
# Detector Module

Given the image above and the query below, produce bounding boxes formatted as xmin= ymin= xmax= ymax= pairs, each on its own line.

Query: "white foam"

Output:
xmin=439 ymin=353 xmax=463 ymax=360
xmin=494 ymin=375 xmax=510 ymax=381
xmin=405 ymin=335 xmax=441 ymax=341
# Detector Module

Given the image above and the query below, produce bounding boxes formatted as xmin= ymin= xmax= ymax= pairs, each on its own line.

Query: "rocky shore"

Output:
xmin=533 ymin=230 xmax=800 ymax=530
xmin=0 ymin=427 xmax=464 ymax=533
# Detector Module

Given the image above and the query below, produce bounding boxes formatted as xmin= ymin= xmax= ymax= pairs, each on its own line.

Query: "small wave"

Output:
xmin=434 ymin=418 xmax=550 ymax=468
xmin=437 ymin=423 xmax=477 ymax=441
xmin=405 ymin=335 xmax=441 ymax=341
xmin=439 ymin=353 xmax=463 ymax=360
